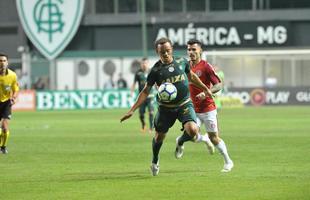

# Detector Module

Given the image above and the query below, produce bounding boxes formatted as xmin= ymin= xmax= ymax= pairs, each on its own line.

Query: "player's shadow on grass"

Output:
xmin=161 ymin=168 xmax=209 ymax=176
xmin=64 ymin=171 xmax=152 ymax=181
xmin=64 ymin=168 xmax=209 ymax=182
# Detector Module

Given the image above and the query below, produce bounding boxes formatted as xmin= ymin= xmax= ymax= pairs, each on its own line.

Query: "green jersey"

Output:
xmin=134 ymin=69 xmax=148 ymax=93
xmin=147 ymin=57 xmax=191 ymax=106
xmin=134 ymin=69 xmax=155 ymax=98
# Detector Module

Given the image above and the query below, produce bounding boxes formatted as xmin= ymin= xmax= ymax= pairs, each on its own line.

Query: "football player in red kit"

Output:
xmin=176 ymin=39 xmax=234 ymax=172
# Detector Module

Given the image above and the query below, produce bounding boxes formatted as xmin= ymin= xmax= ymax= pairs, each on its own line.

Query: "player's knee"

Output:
xmin=186 ymin=125 xmax=199 ymax=137
xmin=154 ymin=132 xmax=165 ymax=142
xmin=209 ymin=134 xmax=220 ymax=145
xmin=1 ymin=128 xmax=8 ymax=134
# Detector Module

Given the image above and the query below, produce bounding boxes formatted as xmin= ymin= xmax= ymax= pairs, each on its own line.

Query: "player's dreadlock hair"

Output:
xmin=187 ymin=39 xmax=203 ymax=48
xmin=154 ymin=37 xmax=173 ymax=49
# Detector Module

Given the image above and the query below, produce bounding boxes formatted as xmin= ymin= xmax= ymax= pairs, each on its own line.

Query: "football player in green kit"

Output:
xmin=120 ymin=38 xmax=212 ymax=176
xmin=130 ymin=58 xmax=155 ymax=133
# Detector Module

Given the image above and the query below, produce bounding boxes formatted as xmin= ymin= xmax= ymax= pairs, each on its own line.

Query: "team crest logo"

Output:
xmin=16 ymin=0 xmax=85 ymax=60
xmin=168 ymin=67 xmax=174 ymax=72
xmin=195 ymin=70 xmax=202 ymax=77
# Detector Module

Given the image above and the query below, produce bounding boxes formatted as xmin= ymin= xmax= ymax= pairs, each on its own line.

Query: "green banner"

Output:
xmin=36 ymin=90 xmax=136 ymax=110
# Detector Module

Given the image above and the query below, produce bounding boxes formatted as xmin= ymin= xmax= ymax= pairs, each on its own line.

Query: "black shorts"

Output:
xmin=0 ymin=100 xmax=12 ymax=120
xmin=154 ymin=102 xmax=197 ymax=133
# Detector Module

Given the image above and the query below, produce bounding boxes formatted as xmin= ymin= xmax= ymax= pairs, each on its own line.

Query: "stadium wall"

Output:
xmin=32 ymin=20 xmax=310 ymax=89
xmin=13 ymin=87 xmax=310 ymax=111
xmin=1 ymin=1 xmax=310 ymax=90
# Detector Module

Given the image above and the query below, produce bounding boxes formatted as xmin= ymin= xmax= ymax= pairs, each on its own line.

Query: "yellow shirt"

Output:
xmin=0 ymin=69 xmax=19 ymax=102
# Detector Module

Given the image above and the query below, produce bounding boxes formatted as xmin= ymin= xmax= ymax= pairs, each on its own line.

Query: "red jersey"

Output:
xmin=189 ymin=60 xmax=221 ymax=113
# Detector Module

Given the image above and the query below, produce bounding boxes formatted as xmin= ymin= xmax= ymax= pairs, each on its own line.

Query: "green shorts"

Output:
xmin=154 ymin=102 xmax=197 ymax=133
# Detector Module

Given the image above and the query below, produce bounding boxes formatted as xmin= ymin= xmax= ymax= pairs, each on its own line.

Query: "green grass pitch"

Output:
xmin=1 ymin=107 xmax=309 ymax=199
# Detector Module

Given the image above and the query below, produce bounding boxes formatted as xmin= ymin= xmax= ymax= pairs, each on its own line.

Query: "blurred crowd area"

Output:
xmin=15 ymin=69 xmax=49 ymax=90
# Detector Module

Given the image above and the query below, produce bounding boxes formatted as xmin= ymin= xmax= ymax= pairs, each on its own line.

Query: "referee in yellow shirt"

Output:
xmin=0 ymin=53 xmax=19 ymax=154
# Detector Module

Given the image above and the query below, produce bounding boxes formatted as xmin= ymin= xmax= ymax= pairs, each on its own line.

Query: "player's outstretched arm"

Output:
xmin=120 ymin=111 xmax=134 ymax=122
xmin=120 ymin=85 xmax=150 ymax=123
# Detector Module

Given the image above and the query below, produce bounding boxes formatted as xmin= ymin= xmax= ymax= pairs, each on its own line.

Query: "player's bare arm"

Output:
xmin=188 ymin=70 xmax=212 ymax=97
xmin=196 ymin=83 xmax=222 ymax=100
xmin=211 ymin=82 xmax=222 ymax=94
xmin=10 ymin=77 xmax=19 ymax=105
xmin=120 ymin=84 xmax=151 ymax=122
xmin=10 ymin=91 xmax=18 ymax=105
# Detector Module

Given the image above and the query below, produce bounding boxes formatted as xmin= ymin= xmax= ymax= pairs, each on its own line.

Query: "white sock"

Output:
xmin=195 ymin=133 xmax=212 ymax=144
xmin=216 ymin=140 xmax=232 ymax=164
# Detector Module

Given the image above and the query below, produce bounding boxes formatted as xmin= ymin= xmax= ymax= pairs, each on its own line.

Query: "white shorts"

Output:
xmin=196 ymin=109 xmax=218 ymax=133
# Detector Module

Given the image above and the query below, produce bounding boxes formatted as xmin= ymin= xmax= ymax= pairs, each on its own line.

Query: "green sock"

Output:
xmin=152 ymin=138 xmax=162 ymax=164
xmin=178 ymin=131 xmax=194 ymax=146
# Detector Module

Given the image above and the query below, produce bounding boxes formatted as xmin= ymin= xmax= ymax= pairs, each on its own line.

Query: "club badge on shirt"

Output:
xmin=195 ymin=70 xmax=202 ymax=77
